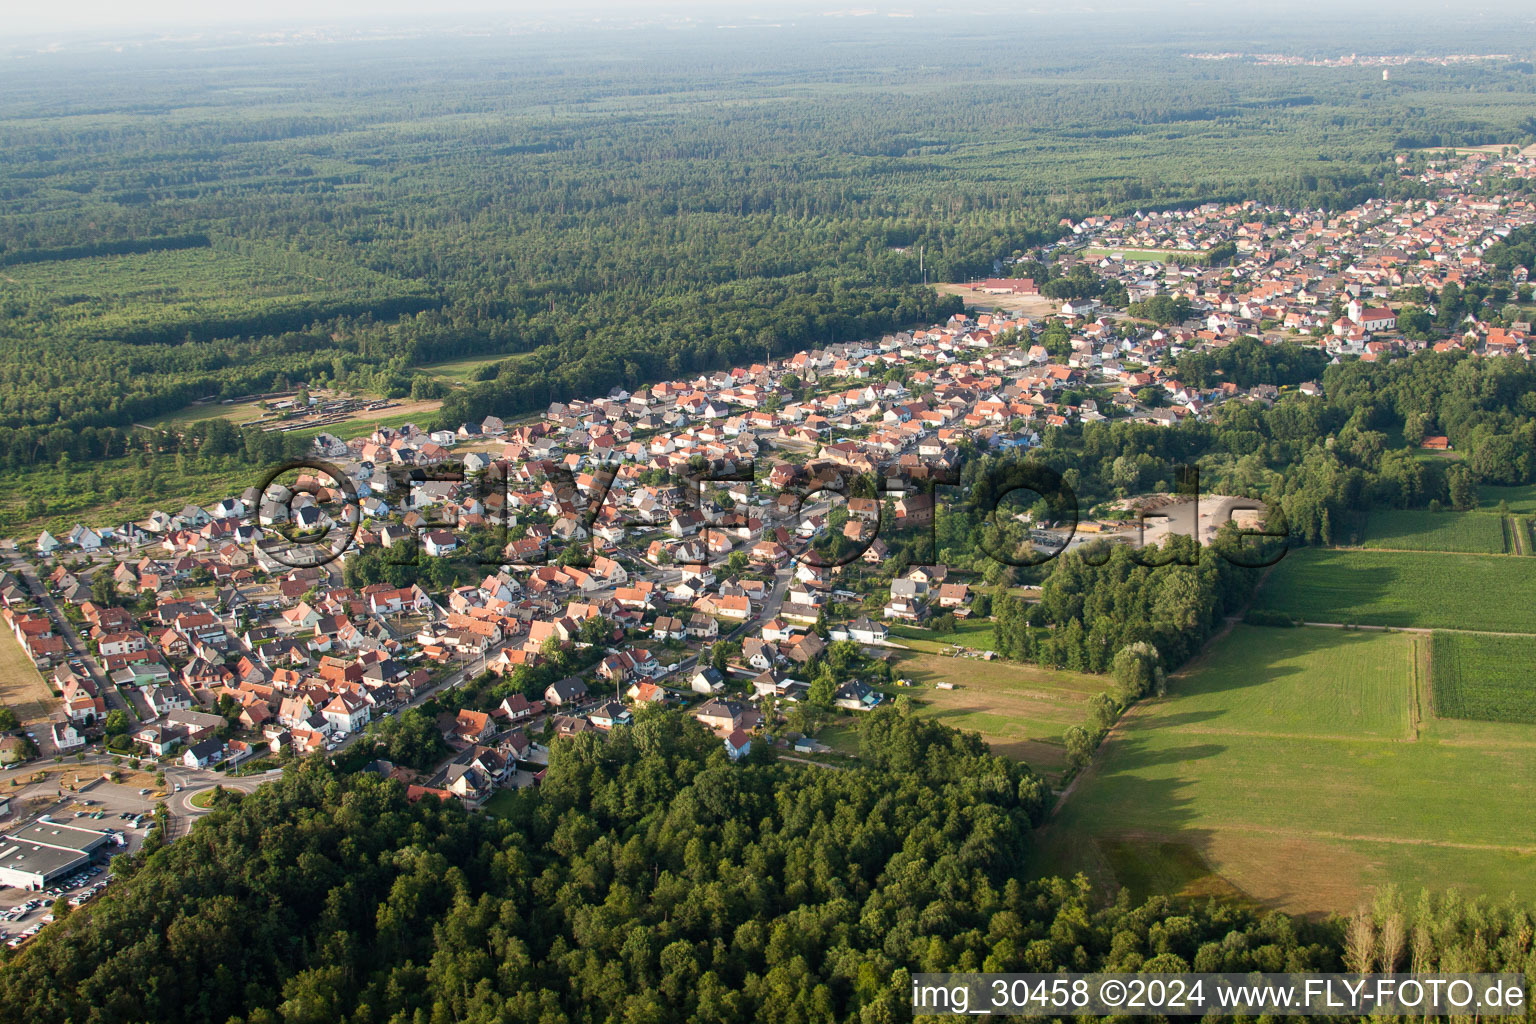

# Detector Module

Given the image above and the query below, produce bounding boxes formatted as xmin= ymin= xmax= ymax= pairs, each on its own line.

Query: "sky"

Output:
xmin=8 ymin=0 xmax=754 ymax=36
xmin=10 ymin=0 xmax=1532 ymax=40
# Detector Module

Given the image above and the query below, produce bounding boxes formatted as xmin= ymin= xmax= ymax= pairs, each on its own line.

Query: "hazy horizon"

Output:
xmin=9 ymin=0 xmax=1536 ymax=44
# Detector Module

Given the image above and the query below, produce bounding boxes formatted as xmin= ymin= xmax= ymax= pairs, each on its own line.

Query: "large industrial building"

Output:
xmin=0 ymin=819 xmax=110 ymax=890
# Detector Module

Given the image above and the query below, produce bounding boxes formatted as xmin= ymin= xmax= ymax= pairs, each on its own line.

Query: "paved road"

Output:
xmin=1 ymin=553 xmax=140 ymax=755
xmin=166 ymin=769 xmax=274 ymax=817
xmin=643 ymin=567 xmax=794 ymax=688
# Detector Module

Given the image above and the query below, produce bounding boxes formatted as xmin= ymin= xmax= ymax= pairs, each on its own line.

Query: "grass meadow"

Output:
xmin=1253 ymin=548 xmax=1536 ymax=632
xmin=897 ymin=651 xmax=1103 ymax=779
xmin=1478 ymin=483 xmax=1536 ymax=516
xmin=1036 ymin=626 xmax=1536 ymax=913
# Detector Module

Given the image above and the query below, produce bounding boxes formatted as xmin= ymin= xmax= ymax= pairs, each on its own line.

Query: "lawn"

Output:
xmin=1253 ymin=548 xmax=1536 ymax=632
xmin=888 ymin=619 xmax=997 ymax=654
xmin=897 ymin=651 xmax=1102 ymax=777
xmin=481 ymin=789 xmax=522 ymax=817
xmin=1360 ymin=509 xmax=1507 ymax=555
xmin=145 ymin=398 xmax=276 ymax=429
xmin=1037 ymin=626 xmax=1536 ymax=913
xmin=1079 ymin=246 xmax=1214 ymax=265
xmin=1430 ymin=631 xmax=1536 ymax=724
xmin=815 ymin=721 xmax=862 ymax=755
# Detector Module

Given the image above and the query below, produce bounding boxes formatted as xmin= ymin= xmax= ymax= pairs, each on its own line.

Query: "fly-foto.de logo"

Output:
xmin=248 ymin=455 xmax=1290 ymax=571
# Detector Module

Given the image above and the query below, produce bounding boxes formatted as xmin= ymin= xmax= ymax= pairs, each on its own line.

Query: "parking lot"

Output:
xmin=0 ymin=789 xmax=160 ymax=949
xmin=0 ymin=859 xmax=116 ymax=948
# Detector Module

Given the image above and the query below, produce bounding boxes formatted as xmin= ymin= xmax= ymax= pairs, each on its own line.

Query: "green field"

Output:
xmin=1147 ymin=626 xmax=1416 ymax=740
xmin=899 ymin=651 xmax=1102 ymax=778
xmin=0 ymin=243 xmax=430 ymax=344
xmin=481 ymin=789 xmax=521 ymax=817
xmin=1038 ymin=626 xmax=1536 ymax=912
xmin=888 ymin=619 xmax=997 ymax=654
xmin=419 ymin=354 xmax=517 ymax=383
xmin=1080 ymin=246 xmax=1214 ymax=265
xmin=1478 ymin=484 xmax=1536 ymax=516
xmin=815 ymin=721 xmax=862 ymax=755
xmin=1360 ymin=509 xmax=1507 ymax=554
xmin=1253 ymin=548 xmax=1536 ymax=632
xmin=1430 ymin=632 xmax=1536 ymax=724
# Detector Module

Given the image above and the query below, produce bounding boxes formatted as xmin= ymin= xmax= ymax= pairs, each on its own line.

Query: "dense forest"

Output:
xmin=1 ymin=18 xmax=1534 ymax=465
xmin=5 ymin=709 xmax=1535 ymax=1024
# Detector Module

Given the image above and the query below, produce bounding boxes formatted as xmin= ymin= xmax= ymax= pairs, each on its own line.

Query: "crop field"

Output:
xmin=1253 ymin=548 xmax=1536 ymax=632
xmin=1360 ymin=509 xmax=1507 ymax=554
xmin=1430 ymin=632 xmax=1536 ymax=724
xmin=1038 ymin=626 xmax=1536 ymax=912
xmin=898 ymin=651 xmax=1102 ymax=777
xmin=0 ymin=627 xmax=55 ymax=727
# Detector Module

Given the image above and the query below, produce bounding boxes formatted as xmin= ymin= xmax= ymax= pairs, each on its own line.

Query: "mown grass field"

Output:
xmin=1430 ymin=632 xmax=1536 ymax=724
xmin=0 ymin=625 xmax=55 ymax=727
xmin=1479 ymin=483 xmax=1536 ymax=516
xmin=480 ymin=789 xmax=522 ymax=817
xmin=1150 ymin=626 xmax=1416 ymax=740
xmin=1253 ymin=548 xmax=1536 ymax=632
xmin=1360 ymin=509 xmax=1507 ymax=555
xmin=418 ymin=354 xmax=514 ymax=383
xmin=888 ymin=619 xmax=997 ymax=654
xmin=1079 ymin=246 xmax=1214 ymax=265
xmin=1037 ymin=626 xmax=1536 ymax=912
xmin=898 ymin=651 xmax=1102 ymax=778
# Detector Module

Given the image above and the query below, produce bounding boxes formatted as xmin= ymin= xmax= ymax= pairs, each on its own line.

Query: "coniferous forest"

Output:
xmin=5 ymin=9 xmax=1536 ymax=1021
xmin=6 ymin=711 xmax=1536 ymax=1024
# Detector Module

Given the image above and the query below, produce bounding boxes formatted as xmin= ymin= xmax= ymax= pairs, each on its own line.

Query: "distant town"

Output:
xmin=3 ymin=143 xmax=1535 ymax=945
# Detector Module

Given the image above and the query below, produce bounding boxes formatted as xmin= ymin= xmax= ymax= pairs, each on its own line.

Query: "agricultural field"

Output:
xmin=1360 ymin=509 xmax=1507 ymax=554
xmin=1430 ymin=632 xmax=1536 ymax=724
xmin=898 ymin=651 xmax=1102 ymax=778
xmin=1253 ymin=548 xmax=1536 ymax=632
xmin=0 ymin=626 xmax=55 ymax=727
xmin=1147 ymin=626 xmax=1418 ymax=740
xmin=1037 ymin=626 xmax=1536 ymax=912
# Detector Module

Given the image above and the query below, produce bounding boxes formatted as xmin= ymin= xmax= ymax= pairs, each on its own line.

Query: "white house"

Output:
xmin=67 ymin=525 xmax=102 ymax=551
xmin=51 ymin=721 xmax=85 ymax=752
xmin=320 ymin=693 xmax=371 ymax=735
xmin=725 ymin=729 xmax=752 ymax=761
